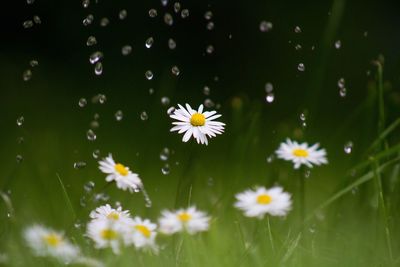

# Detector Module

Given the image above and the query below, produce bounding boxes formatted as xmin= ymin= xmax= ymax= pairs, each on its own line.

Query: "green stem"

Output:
xmin=266 ymin=216 xmax=275 ymax=253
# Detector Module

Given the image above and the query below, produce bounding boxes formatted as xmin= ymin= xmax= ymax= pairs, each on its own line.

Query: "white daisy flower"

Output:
xmin=124 ymin=217 xmax=157 ymax=251
xmin=98 ymin=154 xmax=142 ymax=192
xmin=275 ymin=138 xmax=328 ymax=169
xmin=234 ymin=186 xmax=292 ymax=218
xmin=169 ymin=104 xmax=225 ymax=145
xmin=24 ymin=225 xmax=80 ymax=262
xmin=86 ymin=218 xmax=128 ymax=254
xmin=89 ymin=204 xmax=132 ymax=224
xmin=158 ymin=206 xmax=210 ymax=235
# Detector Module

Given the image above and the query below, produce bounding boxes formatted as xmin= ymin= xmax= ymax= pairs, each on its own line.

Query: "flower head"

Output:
xmin=275 ymin=139 xmax=328 ymax=169
xmin=158 ymin=206 xmax=210 ymax=235
xmin=234 ymin=186 xmax=292 ymax=218
xmin=124 ymin=217 xmax=157 ymax=251
xmin=24 ymin=225 xmax=80 ymax=262
xmin=98 ymin=154 xmax=142 ymax=192
xmin=89 ymin=204 xmax=132 ymax=224
xmin=170 ymin=104 xmax=225 ymax=145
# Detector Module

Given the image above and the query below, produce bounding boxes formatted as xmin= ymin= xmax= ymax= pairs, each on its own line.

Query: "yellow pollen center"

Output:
xmin=190 ymin=113 xmax=206 ymax=127
xmin=178 ymin=212 xmax=192 ymax=222
xmin=43 ymin=234 xmax=61 ymax=247
xmin=257 ymin=194 xmax=272 ymax=205
xmin=106 ymin=212 xmax=120 ymax=220
xmin=101 ymin=229 xmax=118 ymax=240
xmin=115 ymin=163 xmax=129 ymax=176
xmin=135 ymin=225 xmax=151 ymax=238
xmin=292 ymin=149 xmax=309 ymax=158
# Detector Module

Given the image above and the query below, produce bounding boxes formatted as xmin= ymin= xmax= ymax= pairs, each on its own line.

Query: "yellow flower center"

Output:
xmin=101 ymin=229 xmax=118 ymax=240
xmin=43 ymin=233 xmax=61 ymax=247
xmin=115 ymin=163 xmax=129 ymax=176
xmin=257 ymin=194 xmax=272 ymax=205
xmin=190 ymin=113 xmax=206 ymax=126
xmin=106 ymin=212 xmax=120 ymax=220
xmin=135 ymin=225 xmax=151 ymax=238
xmin=177 ymin=212 xmax=192 ymax=222
xmin=292 ymin=148 xmax=309 ymax=158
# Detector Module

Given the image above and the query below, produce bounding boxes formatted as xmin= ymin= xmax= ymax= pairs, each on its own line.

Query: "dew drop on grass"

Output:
xmin=171 ymin=66 xmax=180 ymax=76
xmin=206 ymin=21 xmax=215 ymax=30
xmin=181 ymin=9 xmax=189 ymax=18
xmin=203 ymin=86 xmax=210 ymax=95
xmin=294 ymin=26 xmax=302 ymax=33
xmin=297 ymin=63 xmax=305 ymax=72
xmin=161 ymin=164 xmax=170 ymax=175
xmin=86 ymin=129 xmax=97 ymax=141
xmin=265 ymin=93 xmax=275 ymax=103
xmin=206 ymin=45 xmax=214 ymax=54
xmin=100 ymin=17 xmax=109 ymax=27
xmin=167 ymin=106 xmax=175 ymax=115
xmin=145 ymin=70 xmax=154 ymax=80
xmin=86 ymin=36 xmax=97 ymax=46
xmin=115 ymin=110 xmax=123 ymax=121
xmin=161 ymin=96 xmax=170 ymax=106
xmin=164 ymin=13 xmax=174 ymax=26
xmin=119 ymin=9 xmax=127 ymax=20
xmin=174 ymin=2 xmax=181 ymax=13
xmin=145 ymin=37 xmax=154 ymax=48
xmin=16 ymin=155 xmax=23 ymax=163
xmin=149 ymin=9 xmax=158 ymax=18
xmin=29 ymin=60 xmax=39 ymax=67
xmin=23 ymin=20 xmax=34 ymax=29
xmin=259 ymin=21 xmax=273 ymax=32
xmin=78 ymin=98 xmax=87 ymax=107
xmin=204 ymin=11 xmax=213 ymax=20
xmin=33 ymin=15 xmax=41 ymax=24
xmin=121 ymin=45 xmax=132 ymax=56
xmin=16 ymin=116 xmax=24 ymax=126
xmin=84 ymin=181 xmax=95 ymax=192
xmin=89 ymin=51 xmax=103 ymax=64
xmin=92 ymin=149 xmax=100 ymax=159
xmin=83 ymin=14 xmax=94 ymax=26
xmin=94 ymin=62 xmax=103 ymax=75
xmin=334 ymin=40 xmax=342 ymax=49
xmin=344 ymin=141 xmax=353 ymax=154
xmin=265 ymin=82 xmax=273 ymax=93
xmin=168 ymin=38 xmax=176 ymax=50
xmin=140 ymin=111 xmax=148 ymax=121
xmin=74 ymin=161 xmax=87 ymax=169
xmin=82 ymin=0 xmax=90 ymax=8
xmin=160 ymin=147 xmax=170 ymax=161
xmin=22 ymin=69 xmax=32 ymax=81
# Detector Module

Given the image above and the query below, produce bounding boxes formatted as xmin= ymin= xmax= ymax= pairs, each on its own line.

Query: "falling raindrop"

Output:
xmin=266 ymin=155 xmax=274 ymax=163
xmin=203 ymin=86 xmax=211 ymax=95
xmin=204 ymin=98 xmax=215 ymax=108
xmin=344 ymin=141 xmax=353 ymax=154
xmin=206 ymin=21 xmax=215 ymax=30
xmin=265 ymin=93 xmax=275 ymax=103
xmin=140 ymin=111 xmax=148 ymax=121
xmin=121 ymin=45 xmax=132 ymax=56
xmin=22 ymin=20 xmax=34 ymax=29
xmin=16 ymin=155 xmax=23 ymax=163
xmin=174 ymin=2 xmax=181 ymax=13
xmin=171 ymin=66 xmax=180 ymax=76
xmin=204 ymin=11 xmax=213 ymax=20
xmin=161 ymin=97 xmax=170 ymax=106
xmin=161 ymin=164 xmax=170 ymax=175
xmin=339 ymin=87 xmax=347 ymax=97
xmin=79 ymin=196 xmax=86 ymax=207
xmin=92 ymin=149 xmax=100 ymax=159
xmin=149 ymin=9 xmax=158 ymax=18
xmin=90 ymin=120 xmax=99 ymax=129
xmin=27 ymin=0 xmax=35 ymax=4
xmin=89 ymin=51 xmax=103 ymax=64
xmin=206 ymin=45 xmax=214 ymax=54
xmin=145 ymin=70 xmax=154 ymax=80
xmin=337 ymin=78 xmax=345 ymax=88
xmin=294 ymin=26 xmax=302 ymax=33
xmin=265 ymin=82 xmax=273 ymax=93
xmin=145 ymin=37 xmax=154 ymax=48
xmin=86 ymin=36 xmax=97 ymax=46
xmin=74 ymin=161 xmax=87 ymax=169
xmin=78 ymin=98 xmax=87 ymax=107
xmin=115 ymin=110 xmax=123 ymax=121
xmin=22 ymin=69 xmax=32 ymax=81
xmin=86 ymin=129 xmax=97 ymax=141
xmin=84 ymin=181 xmax=95 ymax=192
xmin=94 ymin=193 xmax=110 ymax=202
xmin=94 ymin=62 xmax=103 ymax=75
xmin=29 ymin=60 xmax=39 ymax=67
xmin=83 ymin=14 xmax=94 ymax=26
xmin=17 ymin=137 xmax=24 ymax=144
xmin=168 ymin=38 xmax=176 ymax=50
xmin=100 ymin=17 xmax=109 ymax=27
xmin=82 ymin=0 xmax=90 ymax=8
xmin=149 ymin=88 xmax=155 ymax=95
xmin=304 ymin=169 xmax=311 ymax=178
xmin=300 ymin=112 xmax=306 ymax=121
xmin=167 ymin=107 xmax=175 ymax=115
xmin=74 ymin=220 xmax=82 ymax=229
xmin=259 ymin=21 xmax=273 ymax=32
xmin=119 ymin=9 xmax=127 ymax=20
xmin=164 ymin=13 xmax=173 ymax=26
xmin=98 ymin=94 xmax=106 ymax=104
xmin=33 ymin=15 xmax=41 ymax=24
xmin=181 ymin=9 xmax=189 ymax=18
xmin=294 ymin=44 xmax=302 ymax=50
xmin=160 ymin=148 xmax=170 ymax=161
xmin=297 ymin=63 xmax=305 ymax=72
xmin=334 ymin=40 xmax=342 ymax=49
xmin=16 ymin=116 xmax=24 ymax=127
xmin=161 ymin=0 xmax=168 ymax=6
xmin=141 ymin=187 xmax=152 ymax=208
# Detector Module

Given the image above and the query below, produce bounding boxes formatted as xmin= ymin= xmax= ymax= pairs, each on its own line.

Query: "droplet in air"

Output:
xmin=204 ymin=98 xmax=215 ymax=108
xmin=337 ymin=78 xmax=345 ymax=88
xmin=89 ymin=51 xmax=103 ymax=64
xmin=297 ymin=63 xmax=305 ymax=72
xmin=33 ymin=15 xmax=41 ymax=24
xmin=84 ymin=181 xmax=95 ymax=192
xmin=160 ymin=147 xmax=170 ymax=161
xmin=167 ymin=107 xmax=175 ymax=115
xmin=145 ymin=70 xmax=154 ymax=80
xmin=344 ymin=141 xmax=353 ymax=154
xmin=16 ymin=116 xmax=24 ymax=126
xmin=74 ymin=161 xmax=87 ymax=169
xmin=294 ymin=26 xmax=302 ymax=33
xmin=181 ymin=9 xmax=189 ymax=18
xmin=206 ymin=45 xmax=214 ymax=54
xmin=164 ymin=13 xmax=173 ymax=26
xmin=82 ymin=0 xmax=90 ymax=8
xmin=161 ymin=97 xmax=170 ymax=106
xmin=168 ymin=38 xmax=176 ymax=50
xmin=204 ymin=11 xmax=213 ymax=20
xmin=27 ymin=0 xmax=35 ymax=4
xmin=266 ymin=155 xmax=274 ymax=163
xmin=29 ymin=60 xmax=39 ymax=67
xmin=115 ymin=110 xmax=123 ymax=121
xmin=100 ymin=17 xmax=109 ymax=27
xmin=174 ymin=2 xmax=181 ymax=13
xmin=339 ymin=87 xmax=347 ymax=97
xmin=149 ymin=88 xmax=155 ymax=95
xmin=299 ymin=112 xmax=307 ymax=121
xmin=86 ymin=129 xmax=97 ymax=141
xmin=265 ymin=82 xmax=273 ymax=93
xmin=265 ymin=93 xmax=275 ymax=103
xmin=94 ymin=62 xmax=103 ymax=75
xmin=86 ymin=36 xmax=97 ymax=46
xmin=121 ymin=45 xmax=132 ymax=56
xmin=161 ymin=164 xmax=170 ymax=175
xmin=17 ymin=137 xmax=24 ymax=144
xmin=119 ymin=9 xmax=127 ymax=20
xmin=203 ymin=86 xmax=210 ymax=95
xmin=140 ymin=111 xmax=148 ymax=121
xmin=161 ymin=0 xmax=168 ymax=6
xmin=259 ymin=21 xmax=273 ymax=32
xmin=16 ymin=155 xmax=23 ymax=163
xmin=334 ymin=40 xmax=341 ymax=49
xmin=149 ymin=9 xmax=158 ymax=18
xmin=92 ymin=149 xmax=100 ymax=159
xmin=98 ymin=94 xmax=106 ymax=104
xmin=294 ymin=44 xmax=302 ymax=50
xmin=145 ymin=37 xmax=154 ymax=48
xmin=23 ymin=20 xmax=34 ymax=29
xmin=171 ymin=66 xmax=180 ymax=76
xmin=78 ymin=98 xmax=87 ymax=107
xmin=83 ymin=14 xmax=94 ymax=26
xmin=22 ymin=69 xmax=32 ymax=81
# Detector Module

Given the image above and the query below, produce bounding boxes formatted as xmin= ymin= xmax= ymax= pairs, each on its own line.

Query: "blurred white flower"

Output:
xmin=24 ymin=225 xmax=80 ymax=262
xmin=98 ymin=154 xmax=142 ymax=192
xmin=86 ymin=219 xmax=128 ymax=254
xmin=124 ymin=217 xmax=157 ymax=252
xmin=159 ymin=206 xmax=210 ymax=235
xmin=234 ymin=186 xmax=292 ymax=218
xmin=275 ymin=139 xmax=328 ymax=169
xmin=170 ymin=104 xmax=225 ymax=145
xmin=89 ymin=204 xmax=132 ymax=224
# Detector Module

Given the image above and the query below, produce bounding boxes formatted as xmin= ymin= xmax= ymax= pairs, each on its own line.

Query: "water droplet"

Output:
xmin=203 ymin=86 xmax=211 ymax=95
xmin=294 ymin=44 xmax=302 ymax=50
xmin=86 ymin=36 xmax=97 ymax=46
xmin=363 ymin=31 xmax=368 ymax=37
xmin=161 ymin=164 xmax=170 ymax=175
xmin=94 ymin=193 xmax=110 ymax=202
xmin=337 ymin=78 xmax=345 ymax=88
xmin=304 ymin=169 xmax=311 ymax=178
xmin=168 ymin=38 xmax=176 ymax=50
xmin=89 ymin=51 xmax=103 ymax=64
xmin=86 ymin=129 xmax=97 ymax=141
xmin=93 ymin=113 xmax=100 ymax=120
xmin=92 ymin=149 xmax=100 ymax=159
xmin=17 ymin=137 xmax=24 ymax=144
xmin=29 ymin=60 xmax=39 ymax=67
xmin=115 ymin=110 xmax=123 ymax=121
xmin=294 ymin=26 xmax=302 ymax=33
xmin=265 ymin=82 xmax=273 ymax=93
xmin=121 ymin=45 xmax=132 ymax=56
xmin=206 ymin=45 xmax=214 ymax=54
xmin=141 ymin=187 xmax=152 ymax=207
xmin=27 ymin=0 xmax=35 ymax=4
xmin=145 ymin=37 xmax=154 ymax=48
xmin=265 ymin=93 xmax=275 ymax=103
xmin=145 ymin=70 xmax=154 ymax=80
xmin=297 ymin=63 xmax=305 ymax=72
xmin=97 ymin=94 xmax=106 ymax=104
xmin=344 ymin=141 xmax=353 ymax=154
xmin=16 ymin=155 xmax=23 ymax=163
xmin=259 ymin=21 xmax=273 ymax=32
xmin=149 ymin=88 xmax=155 ymax=95
xmin=266 ymin=155 xmax=274 ymax=163
xmin=33 ymin=15 xmax=41 ymax=24
xmin=161 ymin=97 xmax=170 ymax=106
xmin=171 ymin=66 xmax=180 ymax=76
xmin=94 ymin=62 xmax=103 ymax=75
xmin=82 ymin=0 xmax=90 ymax=8
xmin=140 ymin=111 xmax=148 ymax=121
xmin=119 ymin=9 xmax=127 ymax=20
xmin=79 ymin=196 xmax=87 ymax=207
xmin=22 ymin=69 xmax=32 ymax=81
xmin=351 ymin=186 xmax=359 ymax=195
xmin=90 ymin=120 xmax=99 ymax=129
xmin=161 ymin=0 xmax=168 ymax=6
xmin=339 ymin=87 xmax=347 ymax=97
xmin=164 ymin=13 xmax=173 ymax=26
xmin=83 ymin=14 xmax=94 ymax=26
xmin=23 ymin=20 xmax=34 ymax=29
xmin=204 ymin=98 xmax=215 ymax=108
xmin=167 ymin=106 xmax=175 ymax=115
xmin=74 ymin=161 xmax=87 ymax=169
xmin=149 ymin=9 xmax=158 ymax=18
xmin=181 ymin=9 xmax=189 ymax=18
xmin=334 ymin=40 xmax=341 ymax=49
xmin=204 ymin=11 xmax=213 ymax=20
xmin=174 ymin=2 xmax=181 ymax=13
xmin=100 ymin=17 xmax=109 ymax=27
xmin=160 ymin=147 xmax=170 ymax=161
xmin=206 ymin=21 xmax=215 ymax=30
xmin=74 ymin=220 xmax=82 ymax=229
xmin=16 ymin=116 xmax=24 ymax=126
xmin=300 ymin=113 xmax=306 ymax=121
xmin=84 ymin=181 xmax=95 ymax=192
xmin=78 ymin=98 xmax=87 ymax=108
